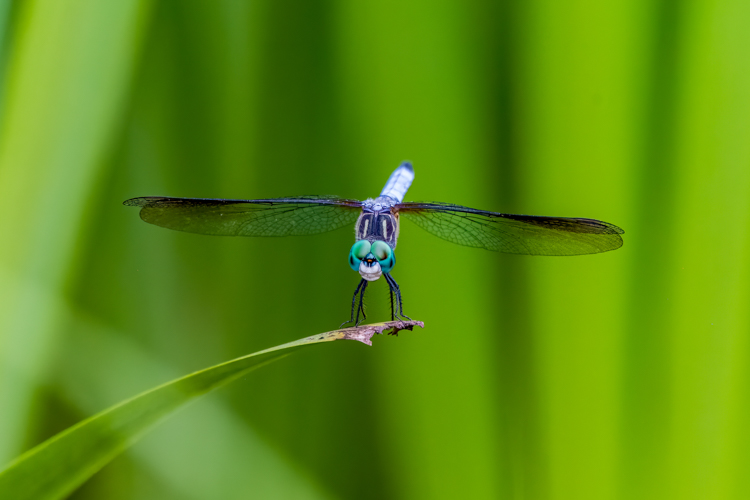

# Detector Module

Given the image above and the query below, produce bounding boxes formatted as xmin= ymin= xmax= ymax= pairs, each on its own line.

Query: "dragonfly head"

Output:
xmin=348 ymin=240 xmax=395 ymax=281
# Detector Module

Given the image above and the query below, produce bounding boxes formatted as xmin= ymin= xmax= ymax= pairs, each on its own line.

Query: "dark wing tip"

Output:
xmin=595 ymin=220 xmax=625 ymax=235
xmin=123 ymin=196 xmax=175 ymax=207
xmin=123 ymin=197 xmax=150 ymax=207
xmin=555 ymin=218 xmax=624 ymax=235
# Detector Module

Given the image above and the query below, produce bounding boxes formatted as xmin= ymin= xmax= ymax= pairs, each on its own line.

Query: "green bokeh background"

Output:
xmin=1 ymin=0 xmax=748 ymax=498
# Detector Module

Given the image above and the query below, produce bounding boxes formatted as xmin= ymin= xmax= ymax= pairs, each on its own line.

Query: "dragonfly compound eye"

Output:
xmin=371 ymin=240 xmax=395 ymax=273
xmin=349 ymin=240 xmax=372 ymax=271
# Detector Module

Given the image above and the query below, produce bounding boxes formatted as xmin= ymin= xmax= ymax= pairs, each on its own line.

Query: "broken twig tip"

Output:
xmin=340 ymin=320 xmax=424 ymax=346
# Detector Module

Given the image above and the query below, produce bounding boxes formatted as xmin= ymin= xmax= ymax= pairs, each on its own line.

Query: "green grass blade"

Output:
xmin=0 ymin=321 xmax=422 ymax=500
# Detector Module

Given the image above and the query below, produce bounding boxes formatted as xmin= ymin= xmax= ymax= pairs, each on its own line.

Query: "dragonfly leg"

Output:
xmin=384 ymin=273 xmax=399 ymax=318
xmin=396 ymin=287 xmax=412 ymax=320
xmin=355 ymin=280 xmax=369 ymax=326
xmin=388 ymin=284 xmax=396 ymax=321
xmin=340 ymin=279 xmax=366 ymax=328
xmin=385 ymin=273 xmax=411 ymax=321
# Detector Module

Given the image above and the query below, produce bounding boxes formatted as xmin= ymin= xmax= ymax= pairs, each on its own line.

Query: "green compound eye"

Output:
xmin=352 ymin=240 xmax=371 ymax=259
xmin=349 ymin=240 xmax=371 ymax=271
xmin=371 ymin=240 xmax=395 ymax=273
xmin=371 ymin=240 xmax=391 ymax=260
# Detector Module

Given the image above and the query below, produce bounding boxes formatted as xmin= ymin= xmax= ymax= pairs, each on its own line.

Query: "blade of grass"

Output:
xmin=58 ymin=316 xmax=331 ymax=499
xmin=0 ymin=321 xmax=423 ymax=500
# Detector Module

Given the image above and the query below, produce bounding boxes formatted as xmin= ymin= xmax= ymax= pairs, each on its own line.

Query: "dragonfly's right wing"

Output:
xmin=123 ymin=196 xmax=363 ymax=237
xmin=397 ymin=202 xmax=624 ymax=256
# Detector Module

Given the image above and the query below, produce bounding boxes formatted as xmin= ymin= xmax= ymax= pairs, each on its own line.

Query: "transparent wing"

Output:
xmin=123 ymin=196 xmax=363 ymax=237
xmin=397 ymin=202 xmax=624 ymax=256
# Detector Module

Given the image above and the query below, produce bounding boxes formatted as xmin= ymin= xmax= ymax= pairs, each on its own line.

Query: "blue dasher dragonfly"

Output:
xmin=124 ymin=162 xmax=624 ymax=326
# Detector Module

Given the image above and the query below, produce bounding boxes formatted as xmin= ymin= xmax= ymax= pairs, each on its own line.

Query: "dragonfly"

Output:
xmin=124 ymin=162 xmax=624 ymax=326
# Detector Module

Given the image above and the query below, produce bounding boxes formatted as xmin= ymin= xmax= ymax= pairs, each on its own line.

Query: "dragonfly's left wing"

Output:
xmin=124 ymin=196 xmax=362 ymax=237
xmin=396 ymin=202 xmax=624 ymax=256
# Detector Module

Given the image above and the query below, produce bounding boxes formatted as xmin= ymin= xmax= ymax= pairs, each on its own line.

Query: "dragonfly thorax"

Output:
xmin=356 ymin=199 xmax=400 ymax=248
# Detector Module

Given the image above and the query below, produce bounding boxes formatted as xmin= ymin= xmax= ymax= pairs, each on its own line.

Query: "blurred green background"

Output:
xmin=1 ymin=0 xmax=748 ymax=498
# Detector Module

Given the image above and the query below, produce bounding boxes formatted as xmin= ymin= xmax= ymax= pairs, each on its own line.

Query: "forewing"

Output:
xmin=123 ymin=196 xmax=362 ymax=237
xmin=397 ymin=202 xmax=624 ymax=256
